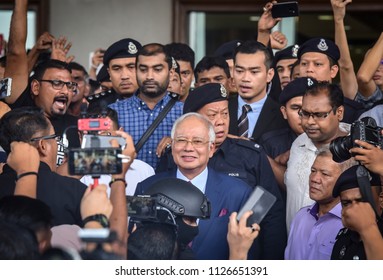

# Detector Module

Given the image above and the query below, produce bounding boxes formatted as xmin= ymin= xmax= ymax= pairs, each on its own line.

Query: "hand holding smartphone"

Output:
xmin=237 ymin=186 xmax=276 ymax=227
xmin=271 ymin=1 xmax=299 ymax=18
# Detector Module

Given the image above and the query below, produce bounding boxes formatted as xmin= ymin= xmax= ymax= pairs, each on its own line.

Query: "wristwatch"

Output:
xmin=82 ymin=214 xmax=110 ymax=228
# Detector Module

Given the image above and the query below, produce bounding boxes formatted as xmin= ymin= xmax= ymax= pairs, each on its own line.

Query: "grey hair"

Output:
xmin=315 ymin=146 xmax=357 ymax=173
xmin=171 ymin=112 xmax=216 ymax=144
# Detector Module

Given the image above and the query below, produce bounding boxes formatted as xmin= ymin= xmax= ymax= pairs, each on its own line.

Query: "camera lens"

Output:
xmin=329 ymin=136 xmax=353 ymax=163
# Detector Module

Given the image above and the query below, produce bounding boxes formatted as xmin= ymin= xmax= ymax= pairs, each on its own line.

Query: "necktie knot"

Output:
xmin=242 ymin=104 xmax=251 ymax=113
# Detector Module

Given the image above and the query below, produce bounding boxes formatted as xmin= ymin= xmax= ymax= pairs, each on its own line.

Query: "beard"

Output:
xmin=138 ymin=78 xmax=169 ymax=99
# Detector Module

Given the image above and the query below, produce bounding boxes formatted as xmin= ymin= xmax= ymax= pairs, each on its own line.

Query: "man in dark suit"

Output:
xmin=135 ymin=113 xmax=252 ymax=260
xmin=228 ymin=40 xmax=288 ymax=142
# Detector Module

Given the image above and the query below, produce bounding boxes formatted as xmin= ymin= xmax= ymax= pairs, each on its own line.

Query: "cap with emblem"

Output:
xmin=332 ymin=165 xmax=381 ymax=197
xmin=183 ymin=83 xmax=228 ymax=114
xmin=273 ymin=44 xmax=299 ymax=65
xmin=279 ymin=77 xmax=318 ymax=105
xmin=298 ymin=38 xmax=340 ymax=62
xmin=214 ymin=40 xmax=243 ymax=60
xmin=103 ymin=38 xmax=142 ymax=66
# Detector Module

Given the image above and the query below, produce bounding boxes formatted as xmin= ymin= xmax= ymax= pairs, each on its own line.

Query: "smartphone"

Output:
xmin=237 ymin=186 xmax=277 ymax=226
xmin=127 ymin=195 xmax=157 ymax=219
xmin=81 ymin=134 xmax=126 ymax=149
xmin=0 ymin=77 xmax=12 ymax=99
xmin=67 ymin=147 xmax=122 ymax=175
xmin=271 ymin=1 xmax=299 ymax=18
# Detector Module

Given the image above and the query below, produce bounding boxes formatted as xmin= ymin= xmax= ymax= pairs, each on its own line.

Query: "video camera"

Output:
xmin=330 ymin=117 xmax=383 ymax=163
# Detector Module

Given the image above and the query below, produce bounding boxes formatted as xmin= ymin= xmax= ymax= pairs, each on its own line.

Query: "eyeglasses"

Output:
xmin=298 ymin=107 xmax=335 ymax=120
xmin=173 ymin=137 xmax=210 ymax=148
xmin=30 ymin=133 xmax=61 ymax=142
xmin=39 ymin=79 xmax=78 ymax=91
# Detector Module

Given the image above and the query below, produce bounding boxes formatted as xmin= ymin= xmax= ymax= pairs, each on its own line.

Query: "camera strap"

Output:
xmin=356 ymin=165 xmax=380 ymax=220
xmin=135 ymin=92 xmax=180 ymax=153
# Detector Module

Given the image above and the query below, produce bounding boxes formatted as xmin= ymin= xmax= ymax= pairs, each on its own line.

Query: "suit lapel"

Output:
xmin=251 ymin=96 xmax=277 ymax=141
xmin=193 ymin=168 xmax=223 ymax=246
xmin=228 ymin=94 xmax=239 ymax=135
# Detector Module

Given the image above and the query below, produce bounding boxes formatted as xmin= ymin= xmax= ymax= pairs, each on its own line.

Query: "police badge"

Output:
xmin=292 ymin=44 xmax=299 ymax=58
xmin=307 ymin=78 xmax=314 ymax=87
xmin=128 ymin=42 xmax=138 ymax=54
xmin=171 ymin=57 xmax=178 ymax=69
xmin=220 ymin=84 xmax=227 ymax=97
xmin=317 ymin=39 xmax=328 ymax=52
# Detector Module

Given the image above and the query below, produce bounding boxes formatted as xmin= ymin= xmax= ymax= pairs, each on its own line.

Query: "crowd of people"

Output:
xmin=0 ymin=0 xmax=383 ymax=260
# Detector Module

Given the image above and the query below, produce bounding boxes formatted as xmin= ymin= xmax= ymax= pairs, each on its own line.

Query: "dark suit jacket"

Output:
xmin=135 ymin=168 xmax=252 ymax=260
xmin=229 ymin=94 xmax=288 ymax=143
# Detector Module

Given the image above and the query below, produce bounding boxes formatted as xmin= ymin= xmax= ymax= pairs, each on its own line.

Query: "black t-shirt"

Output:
xmin=0 ymin=162 xmax=86 ymax=226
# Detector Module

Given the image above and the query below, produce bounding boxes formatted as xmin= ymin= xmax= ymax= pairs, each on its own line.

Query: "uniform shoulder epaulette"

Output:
xmin=235 ymin=138 xmax=262 ymax=152
xmin=335 ymin=228 xmax=348 ymax=240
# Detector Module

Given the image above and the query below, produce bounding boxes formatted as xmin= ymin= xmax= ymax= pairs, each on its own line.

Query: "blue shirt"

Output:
xmin=284 ymin=202 xmax=343 ymax=260
xmin=237 ymin=94 xmax=267 ymax=138
xmin=109 ymin=91 xmax=183 ymax=168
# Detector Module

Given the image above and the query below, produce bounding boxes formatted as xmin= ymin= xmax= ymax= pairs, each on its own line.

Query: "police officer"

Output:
xmin=273 ymin=44 xmax=299 ymax=90
xmin=156 ymin=83 xmax=287 ymax=260
xmin=331 ymin=165 xmax=383 ymax=260
xmin=297 ymin=37 xmax=364 ymax=123
xmin=103 ymin=38 xmax=142 ymax=100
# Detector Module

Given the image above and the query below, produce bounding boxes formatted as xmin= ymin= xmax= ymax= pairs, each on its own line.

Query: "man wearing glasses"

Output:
xmin=10 ymin=59 xmax=80 ymax=165
xmin=0 ymin=107 xmax=86 ymax=226
xmin=285 ymin=82 xmax=350 ymax=231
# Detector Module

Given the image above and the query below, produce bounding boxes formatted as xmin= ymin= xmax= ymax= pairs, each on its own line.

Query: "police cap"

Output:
xmin=144 ymin=178 xmax=211 ymax=219
xmin=279 ymin=77 xmax=318 ymax=105
xmin=96 ymin=65 xmax=110 ymax=83
xmin=183 ymin=83 xmax=228 ymax=114
xmin=103 ymin=38 xmax=142 ymax=65
xmin=298 ymin=38 xmax=340 ymax=62
xmin=332 ymin=165 xmax=381 ymax=197
xmin=273 ymin=44 xmax=299 ymax=65
xmin=214 ymin=40 xmax=242 ymax=60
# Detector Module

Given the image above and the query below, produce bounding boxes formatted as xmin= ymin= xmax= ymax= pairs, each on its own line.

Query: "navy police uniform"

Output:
xmin=259 ymin=127 xmax=297 ymax=159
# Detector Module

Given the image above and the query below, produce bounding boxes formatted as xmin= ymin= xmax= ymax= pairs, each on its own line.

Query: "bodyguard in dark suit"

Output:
xmin=228 ymin=40 xmax=288 ymax=143
xmin=136 ymin=113 xmax=252 ymax=260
